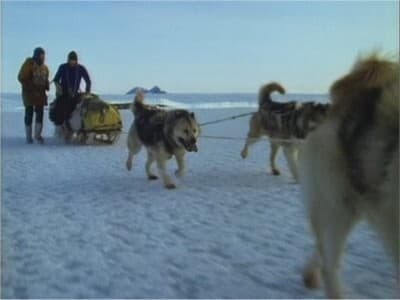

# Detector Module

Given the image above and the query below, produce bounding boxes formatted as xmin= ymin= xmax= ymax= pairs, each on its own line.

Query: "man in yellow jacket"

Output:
xmin=18 ymin=47 xmax=50 ymax=144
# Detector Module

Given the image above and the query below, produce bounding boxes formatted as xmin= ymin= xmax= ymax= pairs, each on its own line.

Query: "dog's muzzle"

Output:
xmin=179 ymin=137 xmax=198 ymax=152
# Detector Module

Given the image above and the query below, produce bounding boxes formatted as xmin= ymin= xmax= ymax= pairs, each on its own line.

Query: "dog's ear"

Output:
xmin=190 ymin=112 xmax=196 ymax=119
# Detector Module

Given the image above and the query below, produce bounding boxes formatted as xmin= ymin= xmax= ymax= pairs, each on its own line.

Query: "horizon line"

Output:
xmin=1 ymin=90 xmax=329 ymax=95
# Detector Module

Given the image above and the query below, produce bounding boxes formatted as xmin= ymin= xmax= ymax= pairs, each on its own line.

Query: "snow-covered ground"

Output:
xmin=1 ymin=97 xmax=397 ymax=298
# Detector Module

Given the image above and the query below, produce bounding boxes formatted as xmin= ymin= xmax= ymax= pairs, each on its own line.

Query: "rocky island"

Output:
xmin=126 ymin=86 xmax=166 ymax=95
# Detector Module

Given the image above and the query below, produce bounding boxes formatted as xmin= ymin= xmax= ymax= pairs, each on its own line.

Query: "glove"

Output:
xmin=54 ymin=82 xmax=63 ymax=97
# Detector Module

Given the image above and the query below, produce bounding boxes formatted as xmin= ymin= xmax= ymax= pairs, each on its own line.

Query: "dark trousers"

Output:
xmin=54 ymin=96 xmax=79 ymax=126
xmin=25 ymin=106 xmax=44 ymax=126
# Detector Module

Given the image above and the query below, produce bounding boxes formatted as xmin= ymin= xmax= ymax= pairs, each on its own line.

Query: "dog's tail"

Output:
xmin=330 ymin=53 xmax=399 ymax=116
xmin=131 ymin=90 xmax=145 ymax=115
xmin=258 ymin=82 xmax=286 ymax=106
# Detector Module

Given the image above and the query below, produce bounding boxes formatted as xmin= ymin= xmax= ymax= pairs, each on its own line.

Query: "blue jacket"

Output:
xmin=53 ymin=63 xmax=91 ymax=96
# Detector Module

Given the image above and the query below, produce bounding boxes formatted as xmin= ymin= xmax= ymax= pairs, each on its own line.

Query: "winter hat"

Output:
xmin=33 ymin=47 xmax=45 ymax=59
xmin=68 ymin=51 xmax=78 ymax=61
xmin=32 ymin=47 xmax=45 ymax=65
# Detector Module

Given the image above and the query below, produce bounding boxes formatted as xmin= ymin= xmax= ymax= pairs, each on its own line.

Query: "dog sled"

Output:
xmin=49 ymin=93 xmax=123 ymax=145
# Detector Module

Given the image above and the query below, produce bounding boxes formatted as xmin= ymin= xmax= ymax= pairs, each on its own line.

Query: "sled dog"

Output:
xmin=241 ymin=82 xmax=330 ymax=181
xmin=126 ymin=91 xmax=200 ymax=189
xmin=300 ymin=54 xmax=399 ymax=298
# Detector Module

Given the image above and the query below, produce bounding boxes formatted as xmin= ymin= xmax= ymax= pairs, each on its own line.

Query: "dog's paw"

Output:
xmin=272 ymin=169 xmax=280 ymax=176
xmin=148 ymin=175 xmax=158 ymax=180
xmin=303 ymin=268 xmax=320 ymax=289
xmin=165 ymin=183 xmax=176 ymax=189
xmin=126 ymin=160 xmax=132 ymax=171
xmin=175 ymin=170 xmax=185 ymax=178
xmin=240 ymin=149 xmax=248 ymax=159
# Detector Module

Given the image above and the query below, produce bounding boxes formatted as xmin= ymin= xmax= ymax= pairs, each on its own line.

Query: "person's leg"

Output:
xmin=67 ymin=96 xmax=79 ymax=120
xmin=34 ymin=106 xmax=44 ymax=144
xmin=35 ymin=106 xmax=44 ymax=124
xmin=64 ymin=96 xmax=79 ymax=132
xmin=54 ymin=96 xmax=66 ymax=125
xmin=24 ymin=106 xmax=34 ymax=144
xmin=54 ymin=97 xmax=66 ymax=137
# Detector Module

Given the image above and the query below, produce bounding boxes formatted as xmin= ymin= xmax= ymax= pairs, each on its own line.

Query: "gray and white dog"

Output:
xmin=300 ymin=54 xmax=399 ymax=298
xmin=126 ymin=92 xmax=200 ymax=189
xmin=241 ymin=82 xmax=330 ymax=181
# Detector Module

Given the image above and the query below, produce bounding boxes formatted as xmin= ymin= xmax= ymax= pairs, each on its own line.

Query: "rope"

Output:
xmin=118 ymin=111 xmax=303 ymax=144
xmin=199 ymin=112 xmax=254 ymax=127
xmin=119 ymin=131 xmax=303 ymax=144
xmin=200 ymin=135 xmax=304 ymax=144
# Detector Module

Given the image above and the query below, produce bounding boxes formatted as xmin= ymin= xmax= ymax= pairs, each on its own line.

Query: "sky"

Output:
xmin=1 ymin=1 xmax=399 ymax=94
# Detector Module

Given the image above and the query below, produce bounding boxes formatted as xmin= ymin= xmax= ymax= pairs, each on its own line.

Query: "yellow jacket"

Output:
xmin=18 ymin=58 xmax=49 ymax=106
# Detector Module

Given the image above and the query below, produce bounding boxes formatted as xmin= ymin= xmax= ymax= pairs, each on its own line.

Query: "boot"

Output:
xmin=34 ymin=123 xmax=44 ymax=144
xmin=25 ymin=125 xmax=33 ymax=144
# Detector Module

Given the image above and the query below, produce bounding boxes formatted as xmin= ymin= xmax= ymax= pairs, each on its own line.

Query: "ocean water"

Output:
xmin=1 ymin=92 xmax=329 ymax=113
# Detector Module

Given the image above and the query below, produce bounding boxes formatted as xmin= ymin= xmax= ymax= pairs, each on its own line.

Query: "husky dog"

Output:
xmin=241 ymin=82 xmax=330 ymax=181
xmin=300 ymin=54 xmax=399 ymax=298
xmin=126 ymin=92 xmax=200 ymax=189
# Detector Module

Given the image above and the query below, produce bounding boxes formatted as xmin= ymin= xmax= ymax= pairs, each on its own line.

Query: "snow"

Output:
xmin=1 ymin=100 xmax=397 ymax=298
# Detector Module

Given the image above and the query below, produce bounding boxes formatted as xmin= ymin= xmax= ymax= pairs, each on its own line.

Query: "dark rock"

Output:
xmin=148 ymin=86 xmax=166 ymax=94
xmin=126 ymin=86 xmax=166 ymax=95
xmin=126 ymin=87 xmax=148 ymax=95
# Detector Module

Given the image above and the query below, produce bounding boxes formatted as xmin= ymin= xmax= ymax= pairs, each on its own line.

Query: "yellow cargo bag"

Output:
xmin=81 ymin=94 xmax=123 ymax=133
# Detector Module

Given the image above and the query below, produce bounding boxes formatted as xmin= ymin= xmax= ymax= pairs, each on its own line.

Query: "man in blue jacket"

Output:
xmin=53 ymin=51 xmax=92 ymax=136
